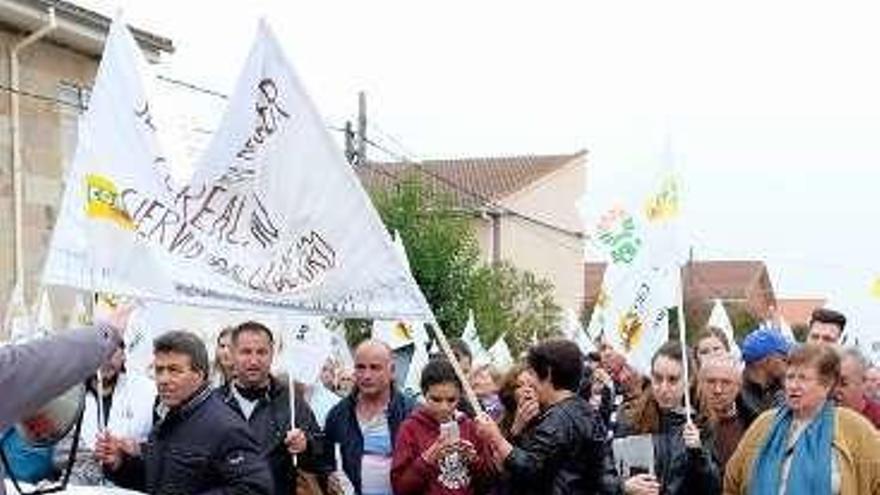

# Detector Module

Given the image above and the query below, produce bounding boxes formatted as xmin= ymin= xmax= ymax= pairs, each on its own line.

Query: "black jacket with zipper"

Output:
xmin=502 ymin=395 xmax=619 ymax=495
xmin=107 ymin=384 xmax=273 ymax=495
xmin=616 ymin=409 xmax=721 ymax=495
xmin=215 ymin=376 xmax=332 ymax=495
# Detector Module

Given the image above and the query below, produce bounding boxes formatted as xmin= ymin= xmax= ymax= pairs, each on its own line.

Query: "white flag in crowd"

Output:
xmin=461 ymin=309 xmax=490 ymax=366
xmin=581 ymin=143 xmax=683 ymax=374
xmin=4 ymin=281 xmax=32 ymax=342
xmin=42 ymin=18 xmax=432 ymax=321
xmin=487 ymin=336 xmax=514 ymax=371
xmin=708 ymin=298 xmax=742 ymax=358
xmin=280 ymin=316 xmax=335 ymax=385
xmin=403 ymin=323 xmax=432 ymax=393
xmin=372 ymin=319 xmax=417 ymax=350
xmin=563 ymin=307 xmax=594 ymax=355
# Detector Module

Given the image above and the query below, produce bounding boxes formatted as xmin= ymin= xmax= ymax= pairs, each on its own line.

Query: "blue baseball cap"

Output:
xmin=741 ymin=327 xmax=792 ymax=364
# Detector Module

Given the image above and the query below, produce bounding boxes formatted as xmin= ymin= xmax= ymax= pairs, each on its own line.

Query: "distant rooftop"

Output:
xmin=358 ymin=151 xmax=586 ymax=209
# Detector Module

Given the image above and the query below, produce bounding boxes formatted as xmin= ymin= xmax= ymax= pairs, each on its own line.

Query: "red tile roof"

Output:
xmin=682 ymin=260 xmax=772 ymax=301
xmin=358 ymin=151 xmax=586 ymax=209
xmin=775 ymin=298 xmax=826 ymax=327
xmin=584 ymin=260 xmax=774 ymax=306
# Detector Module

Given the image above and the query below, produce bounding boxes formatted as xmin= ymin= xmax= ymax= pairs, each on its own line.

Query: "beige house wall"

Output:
xmin=0 ymin=31 xmax=98 ymax=329
xmin=470 ymin=157 xmax=586 ymax=313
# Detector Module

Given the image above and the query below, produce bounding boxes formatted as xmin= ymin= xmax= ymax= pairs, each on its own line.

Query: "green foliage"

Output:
xmin=342 ymin=318 xmax=372 ymax=348
xmin=729 ymin=305 xmax=760 ymax=342
xmin=369 ymin=175 xmax=562 ymax=355
xmin=470 ymin=261 xmax=562 ymax=357
xmin=370 ymin=176 xmax=481 ymax=335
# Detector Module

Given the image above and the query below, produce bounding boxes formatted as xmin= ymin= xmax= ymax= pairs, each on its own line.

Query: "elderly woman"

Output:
xmin=724 ymin=344 xmax=880 ymax=495
xmin=475 ymin=339 xmax=618 ymax=494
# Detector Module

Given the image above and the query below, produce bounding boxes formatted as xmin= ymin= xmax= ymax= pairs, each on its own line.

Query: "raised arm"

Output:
xmin=0 ymin=324 xmax=121 ymax=430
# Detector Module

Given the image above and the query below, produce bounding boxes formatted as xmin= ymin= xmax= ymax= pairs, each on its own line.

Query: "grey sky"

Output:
xmin=82 ymin=0 xmax=880 ymax=339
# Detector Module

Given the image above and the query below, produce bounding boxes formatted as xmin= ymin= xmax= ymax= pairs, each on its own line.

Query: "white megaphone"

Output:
xmin=15 ymin=384 xmax=85 ymax=447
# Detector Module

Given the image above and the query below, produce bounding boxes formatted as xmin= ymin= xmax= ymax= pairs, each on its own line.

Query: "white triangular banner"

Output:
xmin=708 ymin=298 xmax=742 ymax=358
xmin=461 ymin=309 xmax=490 ymax=366
xmin=42 ymin=18 xmax=431 ymax=320
xmin=487 ymin=336 xmax=514 ymax=371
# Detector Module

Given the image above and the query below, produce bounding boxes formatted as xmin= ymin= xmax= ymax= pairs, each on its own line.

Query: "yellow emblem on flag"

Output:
xmin=644 ymin=176 xmax=679 ymax=222
xmin=85 ymin=174 xmax=134 ymax=229
xmin=871 ymin=276 xmax=880 ymax=299
xmin=596 ymin=288 xmax=609 ymax=309
xmin=618 ymin=310 xmax=643 ymax=352
xmin=393 ymin=321 xmax=413 ymax=342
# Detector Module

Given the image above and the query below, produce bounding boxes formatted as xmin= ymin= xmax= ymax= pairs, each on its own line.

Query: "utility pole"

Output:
xmin=357 ymin=91 xmax=367 ymax=165
xmin=344 ymin=121 xmax=357 ymax=166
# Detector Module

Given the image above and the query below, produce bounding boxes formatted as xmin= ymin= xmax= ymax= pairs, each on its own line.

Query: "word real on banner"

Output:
xmin=42 ymin=17 xmax=431 ymax=320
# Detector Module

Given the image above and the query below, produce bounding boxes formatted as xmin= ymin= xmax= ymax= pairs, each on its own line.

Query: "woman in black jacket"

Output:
xmin=615 ymin=341 xmax=720 ymax=495
xmin=475 ymin=339 xmax=619 ymax=495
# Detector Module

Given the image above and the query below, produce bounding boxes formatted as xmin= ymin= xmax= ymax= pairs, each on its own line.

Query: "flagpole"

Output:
xmin=678 ymin=249 xmax=693 ymax=422
xmin=288 ymin=373 xmax=298 ymax=467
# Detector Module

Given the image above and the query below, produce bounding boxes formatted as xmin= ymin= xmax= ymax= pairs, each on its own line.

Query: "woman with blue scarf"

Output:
xmin=725 ymin=344 xmax=880 ymax=495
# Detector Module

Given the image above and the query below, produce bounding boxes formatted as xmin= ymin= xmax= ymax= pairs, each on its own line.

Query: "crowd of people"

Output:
xmin=2 ymin=307 xmax=880 ymax=494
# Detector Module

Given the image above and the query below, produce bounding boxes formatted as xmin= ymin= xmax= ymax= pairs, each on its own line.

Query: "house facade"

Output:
xmin=359 ymin=151 xmax=588 ymax=313
xmin=0 ymin=0 xmax=173 ymax=330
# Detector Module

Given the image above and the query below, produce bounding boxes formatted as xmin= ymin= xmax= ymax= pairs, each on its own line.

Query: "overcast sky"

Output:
xmin=82 ymin=0 xmax=880 ymax=338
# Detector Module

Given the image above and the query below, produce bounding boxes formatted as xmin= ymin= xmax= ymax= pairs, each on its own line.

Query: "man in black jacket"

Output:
xmin=216 ymin=321 xmax=330 ymax=494
xmin=475 ymin=339 xmax=619 ymax=495
xmin=96 ymin=330 xmax=272 ymax=495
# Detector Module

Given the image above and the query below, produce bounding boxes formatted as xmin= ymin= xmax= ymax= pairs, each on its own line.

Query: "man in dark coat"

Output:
xmin=96 ymin=330 xmax=272 ymax=495
xmin=216 ymin=321 xmax=331 ymax=494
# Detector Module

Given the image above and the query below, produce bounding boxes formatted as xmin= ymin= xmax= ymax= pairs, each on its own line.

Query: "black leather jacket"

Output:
xmin=108 ymin=385 xmax=273 ymax=495
xmin=616 ymin=410 xmax=721 ymax=495
xmin=503 ymin=395 xmax=619 ymax=495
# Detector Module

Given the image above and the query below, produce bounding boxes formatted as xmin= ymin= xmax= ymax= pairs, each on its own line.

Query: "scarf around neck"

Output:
xmin=749 ymin=400 xmax=834 ymax=495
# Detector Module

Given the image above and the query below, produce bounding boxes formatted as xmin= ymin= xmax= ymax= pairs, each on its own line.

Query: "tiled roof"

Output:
xmin=584 ymin=260 xmax=773 ymax=305
xmin=682 ymin=260 xmax=771 ymax=301
xmin=776 ymin=298 xmax=826 ymax=327
xmin=357 ymin=151 xmax=586 ymax=209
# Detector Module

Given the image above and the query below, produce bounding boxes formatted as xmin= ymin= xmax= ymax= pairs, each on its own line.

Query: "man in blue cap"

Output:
xmin=738 ymin=327 xmax=792 ymax=419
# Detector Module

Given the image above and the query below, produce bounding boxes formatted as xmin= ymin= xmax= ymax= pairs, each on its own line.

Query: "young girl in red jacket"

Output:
xmin=391 ymin=358 xmax=496 ymax=495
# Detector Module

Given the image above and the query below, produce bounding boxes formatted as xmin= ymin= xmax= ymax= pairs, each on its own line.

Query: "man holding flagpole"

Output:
xmin=215 ymin=321 xmax=331 ymax=494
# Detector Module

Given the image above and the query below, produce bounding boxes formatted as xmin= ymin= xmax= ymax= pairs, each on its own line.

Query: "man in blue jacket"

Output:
xmin=324 ymin=339 xmax=415 ymax=495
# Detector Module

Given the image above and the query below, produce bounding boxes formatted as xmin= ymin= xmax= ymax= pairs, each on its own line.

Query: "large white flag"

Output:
xmin=581 ymin=146 xmax=682 ymax=374
xmin=42 ymin=19 xmax=431 ymax=320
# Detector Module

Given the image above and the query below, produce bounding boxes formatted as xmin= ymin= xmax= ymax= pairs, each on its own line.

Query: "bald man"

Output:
xmin=835 ymin=348 xmax=880 ymax=429
xmin=323 ymin=340 xmax=416 ymax=495
xmin=698 ymin=356 xmax=755 ymax=468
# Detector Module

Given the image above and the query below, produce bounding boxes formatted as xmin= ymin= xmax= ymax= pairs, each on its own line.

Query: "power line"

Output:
xmin=155 ymin=74 xmax=228 ymax=100
xmin=360 ymin=131 xmax=587 ymax=241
